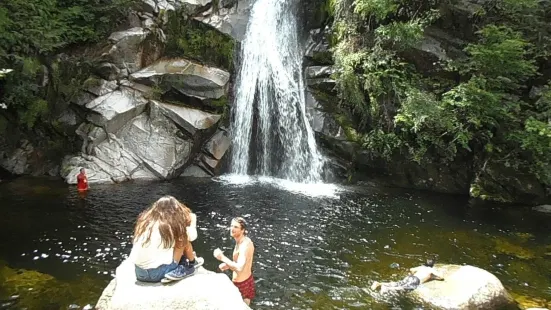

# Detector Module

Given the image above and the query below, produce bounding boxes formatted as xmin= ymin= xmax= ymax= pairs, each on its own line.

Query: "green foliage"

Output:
xmin=0 ymin=0 xmax=135 ymax=58
xmin=164 ymin=11 xmax=235 ymax=70
xmin=209 ymin=96 xmax=229 ymax=108
xmin=0 ymin=0 xmax=135 ymax=128
xmin=354 ymin=0 xmax=397 ymax=20
xmin=461 ymin=25 xmax=537 ymax=90
xmin=330 ymin=0 xmax=551 ymax=191
xmin=144 ymin=84 xmax=164 ymax=101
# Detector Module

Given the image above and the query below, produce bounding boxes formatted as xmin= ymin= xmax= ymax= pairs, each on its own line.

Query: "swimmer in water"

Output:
xmin=76 ymin=168 xmax=89 ymax=191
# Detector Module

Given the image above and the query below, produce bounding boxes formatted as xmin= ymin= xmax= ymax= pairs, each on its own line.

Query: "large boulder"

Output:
xmin=130 ymin=59 xmax=230 ymax=100
xmin=85 ymin=87 xmax=148 ymax=134
xmin=410 ymin=264 xmax=516 ymax=310
xmin=104 ymin=27 xmax=148 ymax=76
xmin=141 ymin=0 xmax=212 ymax=14
xmin=204 ymin=129 xmax=231 ymax=160
xmin=194 ymin=0 xmax=254 ymax=42
xmin=62 ymin=103 xmax=198 ymax=183
xmin=96 ymin=259 xmax=250 ymax=310
xmin=153 ymin=100 xmax=222 ymax=136
xmin=62 ymin=98 xmax=222 ymax=183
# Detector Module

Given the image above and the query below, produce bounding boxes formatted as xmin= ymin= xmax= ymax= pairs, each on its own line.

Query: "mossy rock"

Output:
xmin=312 ymin=51 xmax=334 ymax=65
xmin=164 ymin=10 xmax=236 ymax=71
xmin=510 ymin=292 xmax=550 ymax=309
xmin=494 ymin=238 xmax=536 ymax=260
xmin=514 ymin=233 xmax=535 ymax=242
xmin=0 ymin=261 xmax=103 ymax=309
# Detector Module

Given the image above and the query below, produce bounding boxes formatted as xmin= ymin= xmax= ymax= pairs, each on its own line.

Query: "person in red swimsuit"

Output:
xmin=214 ymin=217 xmax=255 ymax=305
xmin=76 ymin=168 xmax=89 ymax=191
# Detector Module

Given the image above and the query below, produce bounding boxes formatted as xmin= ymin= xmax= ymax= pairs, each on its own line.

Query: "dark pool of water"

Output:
xmin=0 ymin=176 xmax=550 ymax=309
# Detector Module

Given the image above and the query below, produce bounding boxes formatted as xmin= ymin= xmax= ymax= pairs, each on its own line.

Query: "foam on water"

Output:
xmin=217 ymin=174 xmax=342 ymax=198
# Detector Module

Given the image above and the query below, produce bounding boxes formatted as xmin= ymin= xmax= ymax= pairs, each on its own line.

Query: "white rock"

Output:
xmin=533 ymin=205 xmax=551 ymax=213
xmin=95 ymin=259 xmax=250 ymax=310
xmin=410 ymin=264 xmax=515 ymax=310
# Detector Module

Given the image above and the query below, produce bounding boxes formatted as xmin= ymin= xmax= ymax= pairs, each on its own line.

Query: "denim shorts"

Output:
xmin=135 ymin=261 xmax=178 ymax=282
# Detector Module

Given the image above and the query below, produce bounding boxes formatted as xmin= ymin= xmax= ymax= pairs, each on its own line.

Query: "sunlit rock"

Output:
xmin=410 ymin=264 xmax=515 ymax=310
xmin=152 ymin=100 xmax=222 ymax=136
xmin=104 ymin=27 xmax=148 ymax=75
xmin=86 ymin=80 xmax=119 ymax=97
xmin=141 ymin=0 xmax=212 ymax=14
xmin=130 ymin=58 xmax=230 ymax=100
xmin=63 ymin=105 xmax=195 ymax=183
xmin=533 ymin=205 xmax=551 ymax=213
xmin=95 ymin=259 xmax=250 ymax=310
xmin=85 ymin=88 xmax=148 ymax=134
xmin=204 ymin=130 xmax=231 ymax=160
xmin=194 ymin=0 xmax=253 ymax=42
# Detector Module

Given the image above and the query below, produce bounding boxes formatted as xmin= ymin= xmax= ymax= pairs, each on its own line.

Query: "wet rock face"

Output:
xmin=60 ymin=71 xmax=224 ymax=184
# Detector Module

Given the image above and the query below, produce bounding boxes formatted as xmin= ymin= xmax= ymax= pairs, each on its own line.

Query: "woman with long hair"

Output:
xmin=129 ymin=195 xmax=203 ymax=282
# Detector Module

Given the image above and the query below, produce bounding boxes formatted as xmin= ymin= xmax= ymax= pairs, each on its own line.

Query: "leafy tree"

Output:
xmin=329 ymin=0 xmax=551 ymax=196
xmin=0 ymin=0 xmax=136 ymax=127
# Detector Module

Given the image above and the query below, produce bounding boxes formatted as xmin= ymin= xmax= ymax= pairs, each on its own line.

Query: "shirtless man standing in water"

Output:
xmin=371 ymin=259 xmax=444 ymax=294
xmin=214 ymin=217 xmax=255 ymax=305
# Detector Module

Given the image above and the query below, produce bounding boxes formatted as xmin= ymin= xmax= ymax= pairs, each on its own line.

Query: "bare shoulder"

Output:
xmin=244 ymin=237 xmax=255 ymax=251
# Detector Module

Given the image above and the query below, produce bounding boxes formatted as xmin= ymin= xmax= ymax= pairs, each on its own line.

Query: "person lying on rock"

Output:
xmin=371 ymin=259 xmax=444 ymax=294
xmin=214 ymin=217 xmax=256 ymax=305
xmin=129 ymin=195 xmax=204 ymax=282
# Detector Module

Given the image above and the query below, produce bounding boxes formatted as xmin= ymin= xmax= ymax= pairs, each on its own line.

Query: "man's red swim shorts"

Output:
xmin=233 ymin=274 xmax=256 ymax=300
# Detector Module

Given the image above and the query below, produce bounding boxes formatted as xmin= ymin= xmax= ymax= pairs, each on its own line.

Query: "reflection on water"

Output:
xmin=0 ymin=177 xmax=550 ymax=309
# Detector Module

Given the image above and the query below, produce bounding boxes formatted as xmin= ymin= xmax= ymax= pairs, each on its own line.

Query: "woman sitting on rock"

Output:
xmin=129 ymin=195 xmax=203 ymax=282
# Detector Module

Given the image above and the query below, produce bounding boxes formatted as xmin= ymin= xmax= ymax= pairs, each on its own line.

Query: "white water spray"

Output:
xmin=230 ymin=0 xmax=324 ymax=183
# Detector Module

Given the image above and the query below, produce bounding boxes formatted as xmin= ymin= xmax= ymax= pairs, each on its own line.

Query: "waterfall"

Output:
xmin=229 ymin=0 xmax=324 ymax=184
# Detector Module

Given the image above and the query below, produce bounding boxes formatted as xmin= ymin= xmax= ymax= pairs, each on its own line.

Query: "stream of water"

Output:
xmin=230 ymin=0 xmax=324 ymax=183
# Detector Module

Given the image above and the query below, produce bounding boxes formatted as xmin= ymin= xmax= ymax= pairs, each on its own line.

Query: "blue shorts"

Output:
xmin=135 ymin=261 xmax=178 ymax=282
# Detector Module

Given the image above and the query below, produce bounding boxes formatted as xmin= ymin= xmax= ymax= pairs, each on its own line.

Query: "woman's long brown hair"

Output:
xmin=133 ymin=195 xmax=192 ymax=248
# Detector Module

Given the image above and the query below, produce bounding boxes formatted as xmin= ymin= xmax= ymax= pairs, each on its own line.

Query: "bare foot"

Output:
xmin=370 ymin=281 xmax=381 ymax=291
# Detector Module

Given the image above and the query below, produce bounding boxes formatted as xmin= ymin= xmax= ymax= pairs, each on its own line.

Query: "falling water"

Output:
xmin=230 ymin=0 xmax=324 ymax=183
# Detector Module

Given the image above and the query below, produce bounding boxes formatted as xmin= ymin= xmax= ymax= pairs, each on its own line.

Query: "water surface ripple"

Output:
xmin=0 ymin=177 xmax=550 ymax=309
